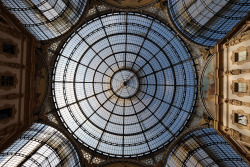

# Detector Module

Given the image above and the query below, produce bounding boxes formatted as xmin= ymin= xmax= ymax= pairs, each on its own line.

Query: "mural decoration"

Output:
xmin=201 ymin=55 xmax=216 ymax=118
xmin=33 ymin=53 xmax=48 ymax=111
xmin=102 ymin=0 xmax=156 ymax=8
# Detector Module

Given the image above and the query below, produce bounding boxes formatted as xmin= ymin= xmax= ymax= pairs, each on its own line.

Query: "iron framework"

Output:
xmin=166 ymin=128 xmax=249 ymax=167
xmin=168 ymin=0 xmax=250 ymax=46
xmin=1 ymin=0 xmax=87 ymax=40
xmin=52 ymin=12 xmax=198 ymax=158
xmin=0 ymin=123 xmax=81 ymax=166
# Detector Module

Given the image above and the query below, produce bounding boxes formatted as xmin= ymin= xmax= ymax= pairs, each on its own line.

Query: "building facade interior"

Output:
xmin=0 ymin=0 xmax=249 ymax=166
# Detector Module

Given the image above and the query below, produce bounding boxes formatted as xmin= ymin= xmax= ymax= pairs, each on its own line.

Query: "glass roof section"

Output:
xmin=1 ymin=0 xmax=87 ymax=40
xmin=52 ymin=12 xmax=197 ymax=158
xmin=0 ymin=123 xmax=81 ymax=167
xmin=168 ymin=0 xmax=250 ymax=46
xmin=166 ymin=128 xmax=249 ymax=167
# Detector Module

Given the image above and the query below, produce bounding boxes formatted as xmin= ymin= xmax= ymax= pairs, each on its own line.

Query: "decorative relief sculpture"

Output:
xmin=225 ymin=99 xmax=250 ymax=107
xmin=225 ymin=26 xmax=250 ymax=47
xmin=200 ymin=47 xmax=216 ymax=60
xmin=0 ymin=61 xmax=24 ymax=69
xmin=225 ymin=69 xmax=250 ymax=75
xmin=225 ymin=99 xmax=242 ymax=106
xmin=0 ymin=93 xmax=23 ymax=100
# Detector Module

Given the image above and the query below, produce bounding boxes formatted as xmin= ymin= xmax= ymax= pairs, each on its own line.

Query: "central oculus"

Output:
xmin=111 ymin=70 xmax=139 ymax=98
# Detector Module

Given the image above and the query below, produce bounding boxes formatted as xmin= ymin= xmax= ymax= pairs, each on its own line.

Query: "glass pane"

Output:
xmin=168 ymin=0 xmax=250 ymax=46
xmin=1 ymin=0 xmax=87 ymax=40
xmin=236 ymin=114 xmax=247 ymax=126
xmin=238 ymin=83 xmax=247 ymax=93
xmin=238 ymin=50 xmax=247 ymax=61
xmin=166 ymin=128 xmax=249 ymax=167
xmin=1 ymin=76 xmax=14 ymax=86
xmin=52 ymin=12 xmax=198 ymax=157
xmin=2 ymin=43 xmax=15 ymax=55
xmin=0 ymin=123 xmax=81 ymax=166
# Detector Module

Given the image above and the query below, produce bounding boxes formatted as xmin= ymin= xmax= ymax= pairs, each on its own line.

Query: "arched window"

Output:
xmin=168 ymin=0 xmax=250 ymax=46
xmin=0 ymin=123 xmax=81 ymax=166
xmin=1 ymin=0 xmax=87 ymax=40
xmin=166 ymin=128 xmax=249 ymax=166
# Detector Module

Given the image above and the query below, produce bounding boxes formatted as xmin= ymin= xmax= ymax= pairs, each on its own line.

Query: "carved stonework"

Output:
xmin=0 ymin=61 xmax=25 ymax=69
xmin=225 ymin=99 xmax=242 ymax=106
xmin=225 ymin=99 xmax=250 ymax=107
xmin=0 ymin=93 xmax=23 ymax=100
xmin=225 ymin=29 xmax=250 ymax=47
xmin=0 ymin=71 xmax=18 ymax=90
xmin=46 ymin=113 xmax=59 ymax=124
xmin=200 ymin=47 xmax=216 ymax=60
xmin=230 ymin=78 xmax=250 ymax=97
xmin=227 ymin=69 xmax=250 ymax=75
xmin=231 ymin=46 xmax=250 ymax=65
xmin=0 ymin=104 xmax=17 ymax=124
xmin=230 ymin=110 xmax=250 ymax=130
xmin=224 ymin=127 xmax=250 ymax=143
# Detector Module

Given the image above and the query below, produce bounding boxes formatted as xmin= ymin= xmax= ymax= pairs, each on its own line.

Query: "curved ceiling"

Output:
xmin=168 ymin=0 xmax=250 ymax=46
xmin=52 ymin=12 xmax=197 ymax=158
xmin=1 ymin=0 xmax=87 ymax=40
xmin=165 ymin=128 xmax=249 ymax=166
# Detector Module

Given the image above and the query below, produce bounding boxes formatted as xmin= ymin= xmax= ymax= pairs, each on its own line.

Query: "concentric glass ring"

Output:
xmin=111 ymin=70 xmax=139 ymax=98
xmin=52 ymin=12 xmax=197 ymax=157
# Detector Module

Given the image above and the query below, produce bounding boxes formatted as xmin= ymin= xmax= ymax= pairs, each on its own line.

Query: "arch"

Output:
xmin=168 ymin=0 xmax=250 ymax=46
xmin=164 ymin=126 xmax=249 ymax=166
xmin=0 ymin=123 xmax=81 ymax=166
xmin=1 ymin=0 xmax=88 ymax=41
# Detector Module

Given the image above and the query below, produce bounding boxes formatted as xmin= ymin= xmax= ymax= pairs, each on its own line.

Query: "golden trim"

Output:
xmin=225 ymin=29 xmax=250 ymax=47
xmin=230 ymin=78 xmax=250 ymax=97
xmin=231 ymin=46 xmax=250 ymax=65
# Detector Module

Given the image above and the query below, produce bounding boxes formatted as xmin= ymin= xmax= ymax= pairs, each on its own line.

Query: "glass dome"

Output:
xmin=0 ymin=123 xmax=81 ymax=166
xmin=168 ymin=0 xmax=250 ymax=46
xmin=166 ymin=128 xmax=249 ymax=167
xmin=1 ymin=0 xmax=87 ymax=40
xmin=52 ymin=12 xmax=197 ymax=157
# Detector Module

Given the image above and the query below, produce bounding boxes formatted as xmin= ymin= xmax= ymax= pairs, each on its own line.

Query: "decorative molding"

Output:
xmin=225 ymin=99 xmax=250 ymax=107
xmin=199 ymin=47 xmax=216 ymax=60
xmin=225 ymin=29 xmax=250 ymax=47
xmin=231 ymin=46 xmax=250 ymax=65
xmin=0 ymin=71 xmax=18 ymax=90
xmin=230 ymin=110 xmax=250 ymax=130
xmin=0 ymin=61 xmax=25 ymax=69
xmin=227 ymin=69 xmax=250 ymax=75
xmin=0 ymin=93 xmax=23 ymax=100
xmin=0 ymin=104 xmax=17 ymax=124
xmin=225 ymin=99 xmax=242 ymax=106
xmin=230 ymin=78 xmax=250 ymax=97
xmin=224 ymin=128 xmax=250 ymax=143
